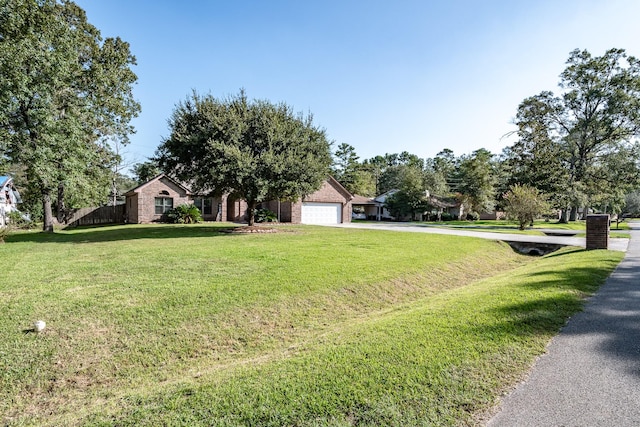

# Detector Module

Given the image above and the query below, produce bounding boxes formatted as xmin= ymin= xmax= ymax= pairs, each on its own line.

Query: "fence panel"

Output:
xmin=65 ymin=205 xmax=126 ymax=227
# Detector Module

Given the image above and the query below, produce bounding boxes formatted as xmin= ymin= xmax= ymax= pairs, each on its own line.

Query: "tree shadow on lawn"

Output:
xmin=480 ymin=260 xmax=640 ymax=378
xmin=4 ymin=224 xmax=259 ymax=244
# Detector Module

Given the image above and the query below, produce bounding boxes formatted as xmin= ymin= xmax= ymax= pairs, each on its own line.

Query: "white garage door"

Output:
xmin=301 ymin=202 xmax=342 ymax=224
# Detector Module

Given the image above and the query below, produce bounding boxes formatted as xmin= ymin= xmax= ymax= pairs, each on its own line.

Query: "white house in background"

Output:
xmin=352 ymin=189 xmax=467 ymax=222
xmin=351 ymin=190 xmax=399 ymax=221
xmin=372 ymin=190 xmax=398 ymax=220
xmin=0 ymin=175 xmax=23 ymax=226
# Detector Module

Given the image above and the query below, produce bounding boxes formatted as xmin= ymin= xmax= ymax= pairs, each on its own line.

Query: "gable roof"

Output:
xmin=124 ymin=174 xmax=192 ymax=196
xmin=373 ymin=189 xmax=399 ymax=203
xmin=325 ymin=176 xmax=354 ymax=201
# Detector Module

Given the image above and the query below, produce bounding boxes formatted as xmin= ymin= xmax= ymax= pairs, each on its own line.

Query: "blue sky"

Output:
xmin=74 ymin=0 xmax=640 ymax=170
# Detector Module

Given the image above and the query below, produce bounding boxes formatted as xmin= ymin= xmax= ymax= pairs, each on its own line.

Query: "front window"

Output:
xmin=193 ymin=198 xmax=213 ymax=215
xmin=155 ymin=197 xmax=173 ymax=215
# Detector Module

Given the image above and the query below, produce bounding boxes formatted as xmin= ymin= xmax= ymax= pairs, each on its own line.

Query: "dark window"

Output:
xmin=155 ymin=197 xmax=173 ymax=214
xmin=193 ymin=198 xmax=213 ymax=215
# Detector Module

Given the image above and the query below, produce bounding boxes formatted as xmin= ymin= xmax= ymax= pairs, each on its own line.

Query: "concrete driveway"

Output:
xmin=331 ymin=222 xmax=629 ymax=252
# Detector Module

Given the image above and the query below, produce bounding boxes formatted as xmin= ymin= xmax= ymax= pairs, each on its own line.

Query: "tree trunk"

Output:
xmin=569 ymin=206 xmax=578 ymax=221
xmin=42 ymin=189 xmax=54 ymax=233
xmin=111 ymin=177 xmax=118 ymax=207
xmin=57 ymin=182 xmax=66 ymax=224
xmin=247 ymin=200 xmax=257 ymax=226
xmin=559 ymin=208 xmax=569 ymax=223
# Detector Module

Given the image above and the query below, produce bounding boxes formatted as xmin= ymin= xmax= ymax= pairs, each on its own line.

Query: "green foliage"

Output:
xmin=113 ymin=173 xmax=137 ymax=200
xmin=440 ymin=212 xmax=455 ymax=221
xmin=166 ymin=203 xmax=203 ymax=224
xmin=0 ymin=0 xmax=140 ymax=232
xmin=377 ymin=159 xmax=431 ymax=220
xmin=512 ymin=48 xmax=640 ymax=218
xmin=503 ymin=184 xmax=551 ymax=230
xmin=466 ymin=211 xmax=480 ymax=221
xmin=624 ymin=191 xmax=640 ymax=216
xmin=0 ymin=226 xmax=9 ymax=242
xmin=454 ymin=148 xmax=498 ymax=215
xmin=331 ymin=144 xmax=376 ymax=196
xmin=331 ymin=143 xmax=359 ymax=180
xmin=156 ymin=90 xmax=332 ymax=226
xmin=6 ymin=210 xmax=35 ymax=229
xmin=254 ymin=208 xmax=278 ymax=223
xmin=376 ymin=152 xmax=424 ymax=195
xmin=132 ymin=160 xmax=162 ymax=184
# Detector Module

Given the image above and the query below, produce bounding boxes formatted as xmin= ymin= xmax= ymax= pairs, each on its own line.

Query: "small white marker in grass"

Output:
xmin=34 ymin=320 xmax=46 ymax=332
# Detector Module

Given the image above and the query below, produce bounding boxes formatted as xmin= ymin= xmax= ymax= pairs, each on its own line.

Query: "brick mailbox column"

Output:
xmin=586 ymin=214 xmax=610 ymax=250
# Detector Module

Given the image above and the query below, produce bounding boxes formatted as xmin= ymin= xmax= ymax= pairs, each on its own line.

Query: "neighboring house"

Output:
xmin=0 ymin=175 xmax=23 ymax=226
xmin=426 ymin=195 xmax=464 ymax=220
xmin=352 ymin=190 xmax=467 ymax=222
xmin=351 ymin=194 xmax=378 ymax=219
xmin=350 ymin=190 xmax=399 ymax=221
xmin=124 ymin=174 xmax=353 ymax=225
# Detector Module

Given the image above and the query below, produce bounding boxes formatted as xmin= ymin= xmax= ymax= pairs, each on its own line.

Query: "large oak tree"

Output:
xmin=513 ymin=48 xmax=640 ymax=221
xmin=156 ymin=90 xmax=332 ymax=226
xmin=0 ymin=0 xmax=140 ymax=231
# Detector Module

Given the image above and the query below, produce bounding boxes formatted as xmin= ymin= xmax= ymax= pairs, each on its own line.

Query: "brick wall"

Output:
xmin=219 ymin=196 xmax=228 ymax=221
xmin=127 ymin=193 xmax=138 ymax=223
xmin=303 ymin=180 xmax=346 ymax=203
xmin=197 ymin=196 xmax=226 ymax=221
xmin=290 ymin=179 xmax=352 ymax=224
xmin=260 ymin=200 xmax=292 ymax=222
xmin=130 ymin=176 xmax=191 ymax=223
xmin=227 ymin=198 xmax=248 ymax=222
xmin=586 ymin=214 xmax=609 ymax=250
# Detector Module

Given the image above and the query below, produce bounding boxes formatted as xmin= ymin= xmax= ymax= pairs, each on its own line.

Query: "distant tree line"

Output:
xmin=332 ymin=48 xmax=640 ymax=223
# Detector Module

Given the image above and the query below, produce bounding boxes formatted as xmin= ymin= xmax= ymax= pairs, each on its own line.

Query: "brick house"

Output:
xmin=124 ymin=174 xmax=352 ymax=225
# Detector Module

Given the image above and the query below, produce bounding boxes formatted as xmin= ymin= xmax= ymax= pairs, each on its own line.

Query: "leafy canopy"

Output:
xmin=156 ymin=90 xmax=332 ymax=225
xmin=0 ymin=0 xmax=140 ymax=231
xmin=503 ymin=184 xmax=551 ymax=230
xmin=512 ymin=48 xmax=640 ymax=219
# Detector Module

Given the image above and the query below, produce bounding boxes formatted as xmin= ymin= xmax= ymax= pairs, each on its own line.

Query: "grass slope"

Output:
xmin=0 ymin=224 xmax=623 ymax=426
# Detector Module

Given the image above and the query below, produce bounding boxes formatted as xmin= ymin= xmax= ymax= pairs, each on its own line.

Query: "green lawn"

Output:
xmin=0 ymin=224 xmax=623 ymax=426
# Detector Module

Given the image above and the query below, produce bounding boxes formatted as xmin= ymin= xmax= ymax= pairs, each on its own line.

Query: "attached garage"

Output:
xmin=253 ymin=176 xmax=354 ymax=224
xmin=301 ymin=202 xmax=342 ymax=225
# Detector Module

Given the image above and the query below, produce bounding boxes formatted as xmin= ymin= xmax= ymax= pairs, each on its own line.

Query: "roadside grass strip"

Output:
xmin=84 ymin=247 xmax=620 ymax=426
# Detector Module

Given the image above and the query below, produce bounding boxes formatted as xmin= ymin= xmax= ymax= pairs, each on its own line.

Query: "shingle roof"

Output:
xmin=351 ymin=194 xmax=376 ymax=205
xmin=123 ymin=174 xmax=192 ymax=196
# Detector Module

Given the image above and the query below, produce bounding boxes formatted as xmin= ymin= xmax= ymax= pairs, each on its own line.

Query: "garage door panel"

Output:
xmin=301 ymin=202 xmax=341 ymax=224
